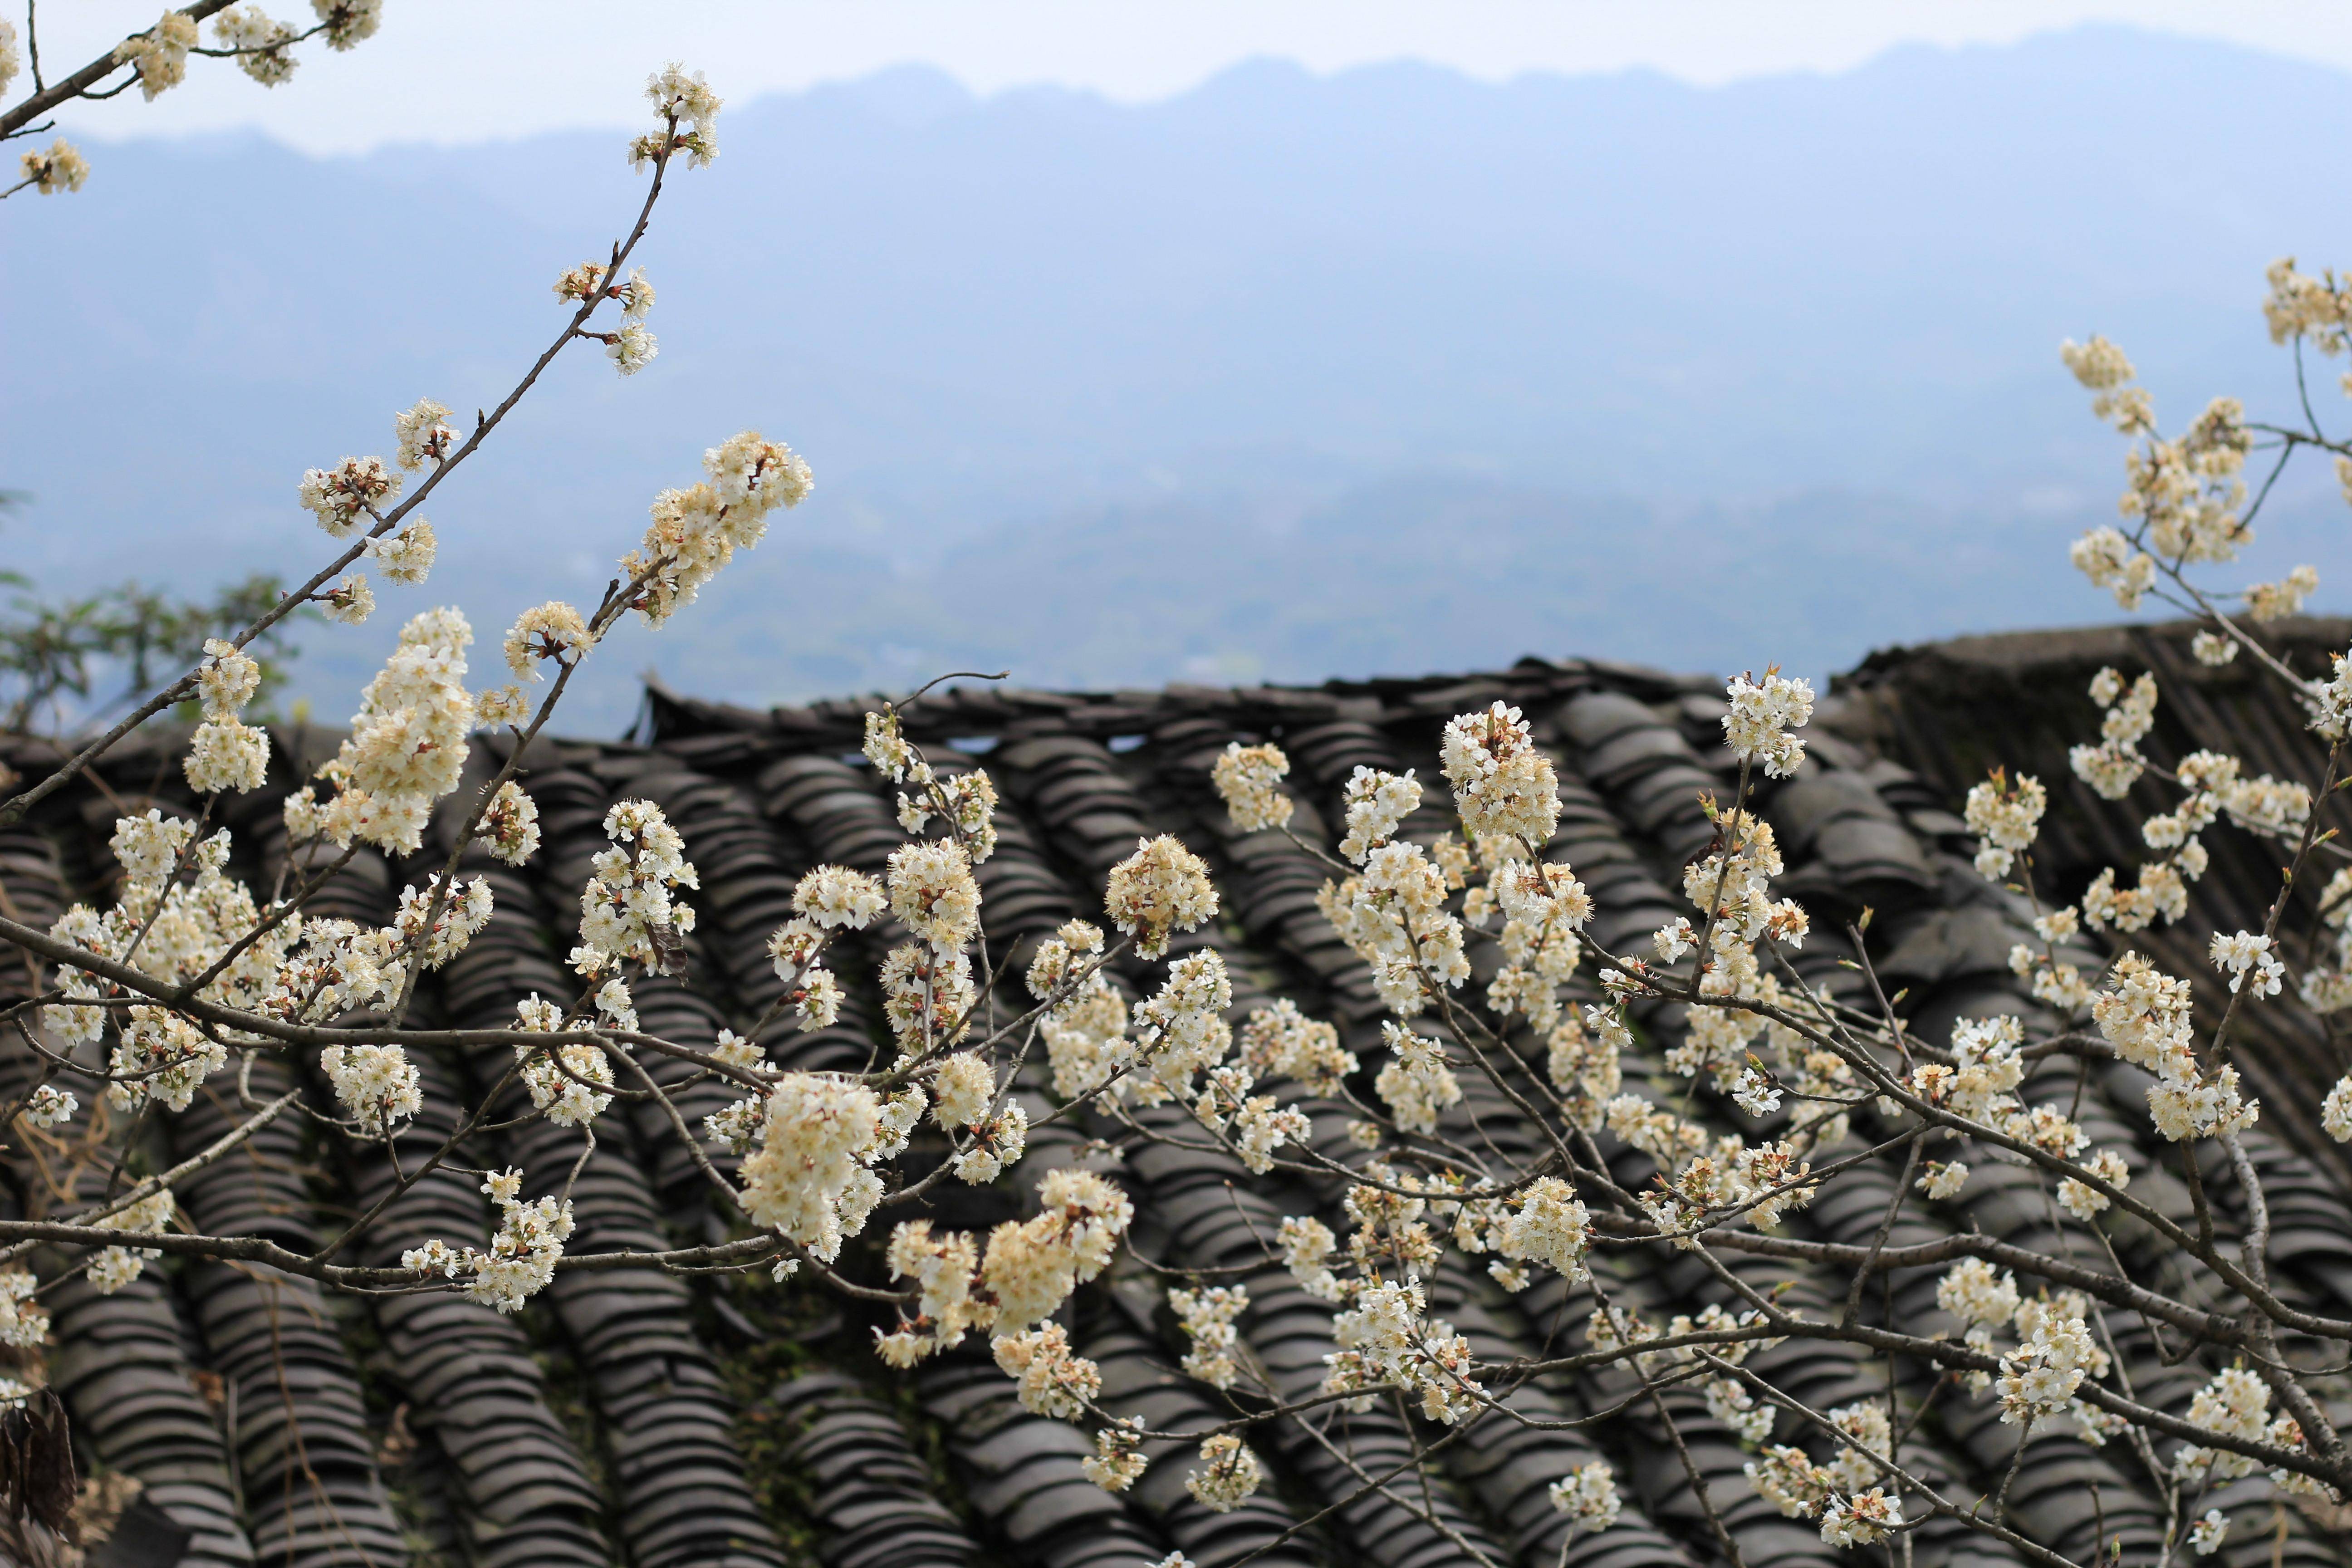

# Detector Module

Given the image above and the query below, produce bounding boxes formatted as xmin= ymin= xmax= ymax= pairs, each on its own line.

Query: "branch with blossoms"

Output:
xmin=1 ymin=3 xmax=387 ymax=199
xmin=14 ymin=43 xmax=2352 ymax=1568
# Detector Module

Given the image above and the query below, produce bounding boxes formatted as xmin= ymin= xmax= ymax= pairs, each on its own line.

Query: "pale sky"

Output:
xmin=35 ymin=1 xmax=2352 ymax=154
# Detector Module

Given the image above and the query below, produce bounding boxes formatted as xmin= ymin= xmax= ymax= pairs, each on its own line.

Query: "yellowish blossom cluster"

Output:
xmin=1169 ymin=1284 xmax=1249 ymax=1389
xmin=84 ymin=1191 xmax=176 ymax=1294
xmin=1103 ymin=834 xmax=1218 ymax=960
xmin=1963 ymin=768 xmax=2046 ymax=880
xmin=2091 ymin=953 xmax=2259 ymax=1141
xmin=214 ymin=6 xmax=300 ymax=86
xmin=1211 ymin=742 xmax=1294 ymax=833
xmin=186 ymin=637 xmax=270 ymax=795
xmin=622 ymin=432 xmax=811 ymax=625
xmin=1441 ymin=702 xmax=1561 ymax=845
xmin=633 ymin=62 xmax=723 ymax=170
xmin=311 ymin=608 xmax=478 ymax=854
xmin=402 ymin=1169 xmax=574 ymax=1314
xmin=1722 ymin=670 xmax=1815 ymax=777
xmin=113 ymin=11 xmax=198 ymax=99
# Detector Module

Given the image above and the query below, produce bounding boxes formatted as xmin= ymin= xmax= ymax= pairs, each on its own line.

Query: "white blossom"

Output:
xmin=114 ymin=12 xmax=198 ymax=98
xmin=321 ymin=572 xmax=374 ymax=625
xmin=19 ymin=139 xmax=89 ymax=196
xmin=314 ymin=0 xmax=383 ymax=51
xmin=1185 ymin=1434 xmax=1264 ymax=1513
xmin=186 ymin=720 xmax=269 ymax=795
xmin=621 ymin=433 xmax=809 ymax=626
xmin=1170 ymin=1284 xmax=1249 ymax=1390
xmin=1103 ymin=835 xmax=1218 ymax=960
xmin=1722 ymin=671 xmax=1814 ymax=777
xmin=1963 ymin=770 xmax=2046 ymax=879
xmin=1819 ymin=1488 xmax=1902 ymax=1548
xmin=2189 ymin=1509 xmax=2229 ymax=1557
xmin=576 ymin=799 xmax=699 ymax=970
xmin=504 ymin=601 xmax=593 ymax=680
xmin=2209 ymin=930 xmax=2284 ymax=997
xmin=369 ymin=519 xmax=436 ymax=585
xmin=1547 ymin=1461 xmax=1622 ymax=1537
xmin=321 ymin=1043 xmax=422 ymax=1132
xmin=0 ymin=1272 xmax=47 ymax=1349
xmin=1083 ymin=1422 xmax=1147 ymax=1493
xmin=1212 ymin=742 xmax=1294 ymax=832
xmin=1441 ymin=703 xmax=1560 ymax=845
xmin=214 ymin=6 xmax=298 ymax=85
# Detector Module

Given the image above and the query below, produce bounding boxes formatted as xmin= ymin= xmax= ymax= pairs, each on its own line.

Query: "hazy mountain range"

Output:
xmin=7 ymin=24 xmax=2352 ymax=730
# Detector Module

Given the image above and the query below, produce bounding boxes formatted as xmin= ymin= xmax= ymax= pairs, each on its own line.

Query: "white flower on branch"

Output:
xmin=1239 ymin=998 xmax=1356 ymax=1097
xmin=186 ymin=719 xmax=269 ymax=795
xmin=949 ymin=1103 xmax=1026 ymax=1184
xmin=1340 ymin=765 xmax=1420 ymax=862
xmin=20 ymin=1084 xmax=75 ymax=1133
xmin=319 ymin=571 xmax=373 ymax=625
xmin=2070 ymin=525 xmax=2155 ymax=609
xmin=196 ymin=638 xmax=261 ymax=722
xmin=392 ymin=397 xmax=457 ymax=470
xmin=478 ymin=781 xmax=541 ymax=865
xmin=1964 ymin=769 xmax=2046 ymax=879
xmin=1441 ymin=703 xmax=1559 ymax=844
xmin=321 ymin=1043 xmax=421 ymax=1132
xmin=322 ymin=608 xmax=477 ymax=853
xmin=621 ymin=432 xmax=809 ymax=626
xmin=632 ymin=62 xmax=723 ymax=169
xmin=2057 ymin=1148 xmax=2131 ymax=1220
xmin=931 ymin=1052 xmax=994 ymax=1129
xmin=1548 ymin=1461 xmax=1621 ymax=1537
xmin=113 ymin=12 xmax=197 ymax=99
xmin=2325 ymin=1076 xmax=2352 ymax=1141
xmin=2189 ymin=1509 xmax=2230 ymax=1557
xmin=519 ymin=1041 xmax=614 ymax=1128
xmin=1169 ymin=1284 xmax=1248 ymax=1390
xmin=503 ymin=600 xmax=593 ymax=680
xmin=314 ymin=0 xmax=384 ymax=52
xmin=887 ymin=838 xmax=980 ymax=955
xmin=1706 ymin=1375 xmax=1774 ymax=1442
xmin=738 ymin=1073 xmax=887 ymax=1264
xmin=2210 ymin=929 xmax=2285 ymax=997
xmin=368 ymin=519 xmax=436 ymax=585
xmin=1494 ymin=1176 xmax=1592 ymax=1281
xmin=1184 ymin=1434 xmax=1263 ymax=1513
xmin=992 ymin=1323 xmax=1101 ymax=1420
xmin=296 ymin=455 xmax=398 ymax=538
xmin=0 ymin=1273 xmax=46 ymax=1350
xmin=403 ymin=1169 xmax=573 ymax=1314
xmin=19 ymin=138 xmax=89 ymax=196
xmin=1722 ymin=670 xmax=1815 ymax=777
xmin=2174 ymin=1367 xmax=2271 ymax=1483
xmin=1103 ymin=834 xmax=1217 ymax=961
xmin=85 ymin=1191 xmax=176 ymax=1295
xmin=213 ymin=6 xmax=299 ymax=86
xmin=981 ymin=1167 xmax=1132 ymax=1335
xmin=898 ymin=767 xmax=1001 ymax=862
xmin=1212 ymin=741 xmax=1294 ymax=833
xmin=1082 ymin=1421 xmax=1146 ymax=1494
xmin=1819 ymin=1488 xmax=1902 ymax=1548
xmin=579 ymin=799 xmax=698 ymax=968
xmin=605 ymin=321 xmax=657 ymax=376
xmin=2246 ymin=564 xmax=2319 ymax=622
xmin=1374 ymin=1021 xmax=1462 ymax=1135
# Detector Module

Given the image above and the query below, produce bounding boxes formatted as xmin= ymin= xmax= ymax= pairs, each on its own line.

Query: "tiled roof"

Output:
xmin=1 ymin=625 xmax=2346 ymax=1568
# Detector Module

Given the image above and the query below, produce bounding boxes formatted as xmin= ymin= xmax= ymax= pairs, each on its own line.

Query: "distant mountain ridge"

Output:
xmin=5 ymin=25 xmax=2350 ymax=729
